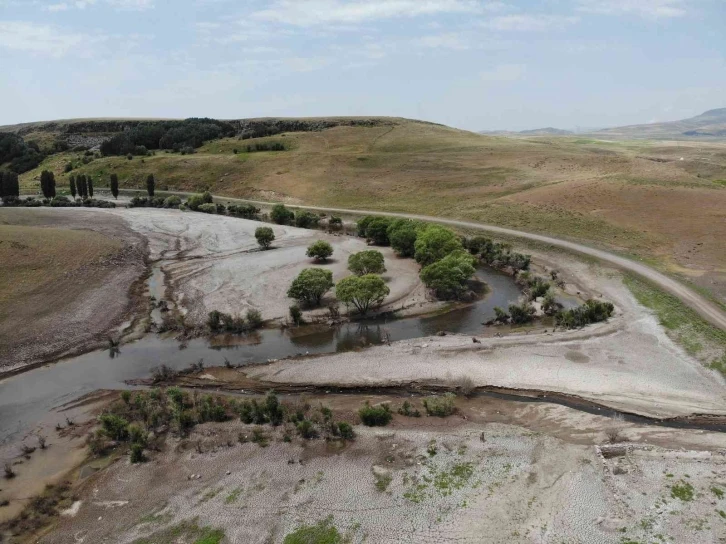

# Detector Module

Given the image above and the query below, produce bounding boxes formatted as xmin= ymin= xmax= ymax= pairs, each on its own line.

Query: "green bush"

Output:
xmin=130 ymin=443 xmax=145 ymax=463
xmin=246 ymin=308 xmax=263 ymax=329
xmin=422 ymin=393 xmax=456 ymax=417
xmin=271 ymin=203 xmax=294 ymax=225
xmin=337 ymin=422 xmax=355 ymax=439
xmin=163 ymin=195 xmax=182 ymax=208
xmin=348 ymin=250 xmax=386 ymax=275
xmin=186 ymin=191 xmax=213 ymax=211
xmin=283 ymin=517 xmax=342 ymax=544
xmin=228 ymin=203 xmax=260 ymax=219
xmin=289 ymin=305 xmax=304 ymax=325
xmin=255 ymin=226 xmax=275 ymax=249
xmin=419 ymin=250 xmax=476 ymax=299
xmin=295 ymin=211 xmax=320 ymax=229
xmin=388 ymin=219 xmax=420 ymax=257
xmin=556 ymin=299 xmax=614 ymax=329
xmin=356 ymin=216 xmax=376 ymax=237
xmin=287 ymin=268 xmax=334 ymax=307
xmin=306 ymin=240 xmax=334 ymax=262
xmin=99 ymin=413 xmax=129 ymax=441
xmin=198 ymin=203 xmax=217 ymax=214
xmin=508 ymin=302 xmax=536 ymax=324
xmin=358 ymin=402 xmax=392 ymax=426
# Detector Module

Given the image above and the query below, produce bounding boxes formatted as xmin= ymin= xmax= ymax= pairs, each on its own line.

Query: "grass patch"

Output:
xmin=712 ymin=486 xmax=724 ymax=499
xmin=374 ymin=473 xmax=392 ymax=492
xmin=624 ymin=274 xmax=726 ymax=369
xmin=132 ymin=520 xmax=224 ymax=544
xmin=283 ymin=516 xmax=343 ymax=544
xmin=225 ymin=487 xmax=243 ymax=504
xmin=670 ymin=481 xmax=695 ymax=502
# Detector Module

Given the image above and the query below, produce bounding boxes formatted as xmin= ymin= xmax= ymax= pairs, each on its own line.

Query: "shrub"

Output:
xmin=296 ymin=419 xmax=318 ymax=439
xmin=541 ymin=293 xmax=562 ymax=316
xmin=306 ymin=240 xmax=333 ymax=262
xmin=271 ymin=203 xmax=294 ymax=225
xmin=228 ymin=203 xmax=260 ymax=219
xmin=365 ymin=217 xmax=391 ymax=245
xmin=337 ymin=422 xmax=355 ymax=439
xmin=207 ymin=310 xmax=222 ymax=331
xmin=420 ymin=250 xmax=477 ymax=299
xmin=422 ymin=393 xmax=456 ymax=417
xmin=130 ymin=443 xmax=145 ymax=463
xmin=295 ymin=211 xmax=320 ymax=229
xmin=283 ymin=517 xmax=342 ymax=544
xmin=49 ymin=195 xmax=73 ymax=207
xmin=289 ymin=305 xmax=303 ymax=325
xmin=493 ymin=306 xmax=510 ymax=323
xmin=255 ymin=226 xmax=275 ymax=249
xmin=287 ymin=268 xmax=334 ymax=307
xmin=508 ymin=302 xmax=536 ymax=324
xmin=328 ymin=216 xmax=343 ymax=230
xmin=556 ymin=299 xmax=614 ymax=329
xmin=198 ymin=203 xmax=217 ymax=214
xmin=163 ymin=195 xmax=182 ymax=208
xmin=246 ymin=308 xmax=263 ymax=329
xmin=358 ymin=402 xmax=392 ymax=426
xmin=186 ymin=191 xmax=213 ymax=211
xmin=414 ymin=225 xmax=464 ymax=265
xmin=99 ymin=413 xmax=129 ymax=441
xmin=348 ymin=250 xmax=386 ymax=275
xmin=398 ymin=400 xmax=421 ymax=417
xmin=336 ymin=274 xmax=390 ymax=315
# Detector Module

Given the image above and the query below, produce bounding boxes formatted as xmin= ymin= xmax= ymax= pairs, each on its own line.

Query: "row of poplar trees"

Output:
xmin=0 ymin=170 xmax=155 ymax=201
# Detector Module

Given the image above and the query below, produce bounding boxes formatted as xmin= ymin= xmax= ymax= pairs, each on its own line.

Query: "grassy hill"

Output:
xmin=591 ymin=108 xmax=726 ymax=140
xmin=12 ymin=117 xmax=726 ymax=303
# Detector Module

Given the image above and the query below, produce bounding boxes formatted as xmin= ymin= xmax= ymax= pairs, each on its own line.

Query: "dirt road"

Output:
xmin=113 ymin=189 xmax=726 ymax=331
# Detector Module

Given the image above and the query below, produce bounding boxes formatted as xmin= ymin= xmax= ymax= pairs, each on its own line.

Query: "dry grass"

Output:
xmin=17 ymin=119 xmax=726 ymax=301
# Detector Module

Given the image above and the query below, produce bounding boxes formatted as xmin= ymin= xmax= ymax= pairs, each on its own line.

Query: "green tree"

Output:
xmin=336 ymin=274 xmax=390 ymax=315
xmin=77 ymin=174 xmax=87 ymax=198
xmin=186 ymin=191 xmax=213 ymax=211
xmin=365 ymin=217 xmax=391 ymax=245
xmin=6 ymin=172 xmax=19 ymax=198
xmin=414 ymin=225 xmax=463 ymax=265
xmin=356 ymin=215 xmax=376 ymax=237
xmin=110 ymin=173 xmax=119 ymax=199
xmin=287 ymin=268 xmax=334 ymax=307
xmin=0 ymin=172 xmax=4 ymax=199
xmin=146 ymin=174 xmax=155 ymax=197
xmin=419 ymin=250 xmax=476 ymax=299
xmin=87 ymin=176 xmax=94 ymax=197
xmin=271 ymin=203 xmax=294 ymax=225
xmin=255 ymin=226 xmax=275 ymax=249
xmin=69 ymin=175 xmax=77 ymax=199
xmin=508 ymin=302 xmax=536 ymax=324
xmin=306 ymin=240 xmax=333 ymax=262
xmin=40 ymin=170 xmax=56 ymax=198
xmin=388 ymin=219 xmax=419 ymax=257
xmin=348 ymin=250 xmax=386 ymax=275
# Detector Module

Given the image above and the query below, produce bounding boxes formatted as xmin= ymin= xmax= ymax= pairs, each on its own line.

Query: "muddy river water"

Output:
xmin=0 ymin=268 xmax=539 ymax=446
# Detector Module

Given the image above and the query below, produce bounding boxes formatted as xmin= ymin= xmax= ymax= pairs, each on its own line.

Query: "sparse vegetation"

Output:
xmin=283 ymin=516 xmax=342 ymax=544
xmin=422 ymin=393 xmax=456 ymax=417
xmin=671 ymin=481 xmax=695 ymax=501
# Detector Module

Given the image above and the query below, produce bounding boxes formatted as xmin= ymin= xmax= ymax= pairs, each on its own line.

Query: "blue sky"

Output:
xmin=0 ymin=0 xmax=724 ymax=130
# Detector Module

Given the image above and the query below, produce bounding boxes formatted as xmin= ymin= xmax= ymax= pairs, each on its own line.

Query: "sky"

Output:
xmin=0 ymin=0 xmax=724 ymax=131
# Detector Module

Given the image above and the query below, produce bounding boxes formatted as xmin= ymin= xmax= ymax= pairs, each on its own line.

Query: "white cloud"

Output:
xmin=43 ymin=0 xmax=152 ymax=11
xmin=479 ymin=63 xmax=525 ymax=82
xmin=576 ymin=0 xmax=689 ymax=19
xmin=482 ymin=14 xmax=579 ymax=31
xmin=0 ymin=21 xmax=102 ymax=56
xmin=107 ymin=0 xmax=153 ymax=10
xmin=251 ymin=0 xmax=484 ymax=26
xmin=414 ymin=32 xmax=471 ymax=50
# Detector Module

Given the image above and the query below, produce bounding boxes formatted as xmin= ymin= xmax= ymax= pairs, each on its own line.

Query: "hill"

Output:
xmin=591 ymin=108 xmax=726 ymax=140
xmin=6 ymin=116 xmax=726 ymax=303
xmin=478 ymin=127 xmax=573 ymax=136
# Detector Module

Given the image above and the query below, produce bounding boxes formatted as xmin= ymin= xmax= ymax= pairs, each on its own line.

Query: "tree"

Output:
xmin=40 ymin=170 xmax=56 ymax=199
xmin=186 ymin=191 xmax=213 ymax=211
xmin=356 ymin=216 xmax=376 ymax=237
xmin=348 ymin=250 xmax=386 ymax=276
xmin=419 ymin=250 xmax=476 ymax=299
xmin=2 ymin=172 xmax=19 ymax=199
xmin=0 ymin=171 xmax=4 ymax=199
xmin=77 ymin=174 xmax=87 ymax=198
xmin=110 ymin=173 xmax=119 ymax=199
xmin=271 ymin=203 xmax=294 ymax=225
xmin=146 ymin=174 xmax=155 ymax=197
xmin=388 ymin=219 xmax=419 ymax=257
xmin=336 ymin=274 xmax=390 ymax=315
xmin=287 ymin=268 xmax=334 ymax=307
xmin=306 ymin=240 xmax=333 ymax=262
xmin=414 ymin=225 xmax=463 ymax=266
xmin=508 ymin=302 xmax=536 ymax=324
xmin=87 ymin=177 xmax=94 ymax=197
xmin=69 ymin=175 xmax=77 ymax=199
xmin=255 ymin=226 xmax=275 ymax=249
xmin=365 ymin=217 xmax=391 ymax=245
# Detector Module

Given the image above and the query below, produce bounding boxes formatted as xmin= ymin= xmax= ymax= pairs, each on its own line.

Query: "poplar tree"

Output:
xmin=88 ymin=177 xmax=94 ymax=197
xmin=110 ymin=173 xmax=119 ymax=199
xmin=146 ymin=174 xmax=155 ymax=197
xmin=69 ymin=175 xmax=77 ymax=198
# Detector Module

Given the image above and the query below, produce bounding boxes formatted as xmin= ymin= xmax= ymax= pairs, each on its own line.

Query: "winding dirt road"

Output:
xmin=118 ymin=190 xmax=726 ymax=331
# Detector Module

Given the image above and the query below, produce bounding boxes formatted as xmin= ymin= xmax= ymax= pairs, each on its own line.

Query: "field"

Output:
xmin=17 ymin=120 xmax=726 ymax=304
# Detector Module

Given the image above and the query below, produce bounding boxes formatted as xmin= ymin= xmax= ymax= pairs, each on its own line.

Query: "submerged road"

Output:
xmin=119 ymin=189 xmax=726 ymax=331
